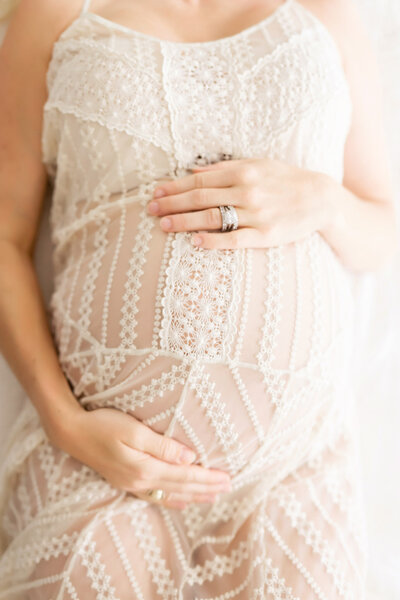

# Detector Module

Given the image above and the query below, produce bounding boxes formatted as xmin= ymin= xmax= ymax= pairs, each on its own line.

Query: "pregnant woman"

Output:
xmin=0 ymin=0 xmax=397 ymax=597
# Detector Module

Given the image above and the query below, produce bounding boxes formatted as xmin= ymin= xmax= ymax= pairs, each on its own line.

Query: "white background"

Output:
xmin=0 ymin=1 xmax=399 ymax=597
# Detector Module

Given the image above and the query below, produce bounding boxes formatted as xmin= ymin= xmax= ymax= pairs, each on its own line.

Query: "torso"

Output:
xmin=42 ymin=0 xmax=356 ymax=479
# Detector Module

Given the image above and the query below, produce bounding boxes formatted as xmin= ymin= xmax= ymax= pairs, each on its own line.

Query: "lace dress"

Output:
xmin=0 ymin=0 xmax=368 ymax=597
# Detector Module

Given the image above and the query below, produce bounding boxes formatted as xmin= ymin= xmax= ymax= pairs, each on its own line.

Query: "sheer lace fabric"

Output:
xmin=0 ymin=0 xmax=367 ymax=597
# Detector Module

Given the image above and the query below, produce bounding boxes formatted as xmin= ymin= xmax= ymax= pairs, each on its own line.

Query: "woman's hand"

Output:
xmin=147 ymin=157 xmax=333 ymax=250
xmin=50 ymin=405 xmax=232 ymax=510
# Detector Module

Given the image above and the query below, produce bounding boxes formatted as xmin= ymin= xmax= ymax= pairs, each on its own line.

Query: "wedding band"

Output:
xmin=146 ymin=488 xmax=165 ymax=501
xmin=218 ymin=205 xmax=239 ymax=232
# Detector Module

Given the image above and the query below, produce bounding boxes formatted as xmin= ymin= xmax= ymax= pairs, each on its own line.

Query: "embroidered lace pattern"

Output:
xmin=0 ymin=0 xmax=367 ymax=597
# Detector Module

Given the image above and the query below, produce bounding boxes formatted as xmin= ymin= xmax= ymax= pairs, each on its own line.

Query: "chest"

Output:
xmin=92 ymin=0 xmax=288 ymax=44
xmin=42 ymin=1 xmax=352 ymax=178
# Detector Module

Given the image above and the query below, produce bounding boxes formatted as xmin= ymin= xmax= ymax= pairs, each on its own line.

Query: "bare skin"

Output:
xmin=0 ymin=0 xmax=396 ymax=510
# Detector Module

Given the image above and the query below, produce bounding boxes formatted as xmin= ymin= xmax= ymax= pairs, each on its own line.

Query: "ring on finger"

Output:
xmin=219 ymin=205 xmax=239 ymax=232
xmin=145 ymin=488 xmax=166 ymax=501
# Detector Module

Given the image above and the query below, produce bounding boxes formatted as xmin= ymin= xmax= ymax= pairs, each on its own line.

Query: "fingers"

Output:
xmin=153 ymin=167 xmax=237 ymax=199
xmin=191 ymin=158 xmax=246 ymax=171
xmin=152 ymin=157 xmax=261 ymax=203
xmin=119 ymin=456 xmax=233 ymax=509
xmin=122 ymin=418 xmax=197 ymax=465
xmin=161 ymin=490 xmax=224 ymax=504
xmin=190 ymin=226 xmax=268 ymax=250
xmin=142 ymin=475 xmax=233 ymax=496
xmin=147 ymin=186 xmax=243 ymax=219
xmin=134 ymin=479 xmax=231 ymax=499
xmin=140 ymin=456 xmax=231 ymax=486
xmin=120 ymin=419 xmax=231 ymax=481
xmin=158 ymin=206 xmax=248 ymax=233
xmin=126 ymin=475 xmax=231 ymax=507
xmin=117 ymin=443 xmax=231 ymax=491
xmin=133 ymin=488 xmax=226 ymax=510
xmin=132 ymin=477 xmax=232 ymax=510
xmin=117 ymin=414 xmax=233 ymax=508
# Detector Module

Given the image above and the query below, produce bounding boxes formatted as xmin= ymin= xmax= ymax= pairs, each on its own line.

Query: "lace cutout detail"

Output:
xmin=159 ymin=233 xmax=243 ymax=359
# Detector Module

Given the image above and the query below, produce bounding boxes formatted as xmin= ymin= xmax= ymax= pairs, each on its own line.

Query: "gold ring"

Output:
xmin=146 ymin=488 xmax=165 ymax=501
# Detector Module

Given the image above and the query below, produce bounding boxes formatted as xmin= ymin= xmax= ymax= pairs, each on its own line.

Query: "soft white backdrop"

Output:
xmin=0 ymin=1 xmax=399 ymax=597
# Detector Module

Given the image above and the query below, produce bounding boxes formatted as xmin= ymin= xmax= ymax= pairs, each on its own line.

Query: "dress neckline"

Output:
xmin=81 ymin=0 xmax=294 ymax=47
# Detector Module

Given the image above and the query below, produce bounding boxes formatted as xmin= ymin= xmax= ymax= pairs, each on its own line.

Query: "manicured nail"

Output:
xmin=154 ymin=188 xmax=166 ymax=198
xmin=191 ymin=235 xmax=202 ymax=246
xmin=148 ymin=201 xmax=159 ymax=214
xmin=180 ymin=448 xmax=197 ymax=464
xmin=160 ymin=217 xmax=171 ymax=230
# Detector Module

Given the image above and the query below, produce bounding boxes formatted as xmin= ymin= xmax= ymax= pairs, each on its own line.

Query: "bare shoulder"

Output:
xmin=1 ymin=0 xmax=85 ymax=128
xmin=0 ymin=0 xmax=84 ymax=165
xmin=1 ymin=0 xmax=84 ymax=62
xmin=294 ymin=0 xmax=374 ymax=73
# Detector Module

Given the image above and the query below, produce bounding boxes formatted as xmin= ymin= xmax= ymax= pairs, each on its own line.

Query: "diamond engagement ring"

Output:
xmin=146 ymin=488 xmax=166 ymax=501
xmin=219 ymin=205 xmax=239 ymax=232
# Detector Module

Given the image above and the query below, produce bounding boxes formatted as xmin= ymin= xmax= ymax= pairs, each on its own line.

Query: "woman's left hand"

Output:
xmin=147 ymin=157 xmax=333 ymax=249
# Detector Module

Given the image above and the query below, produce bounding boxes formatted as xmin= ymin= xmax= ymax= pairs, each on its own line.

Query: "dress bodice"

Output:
xmin=42 ymin=0 xmax=352 ymax=249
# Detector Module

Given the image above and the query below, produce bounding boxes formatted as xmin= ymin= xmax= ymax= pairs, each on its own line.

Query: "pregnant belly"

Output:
xmin=50 ymin=193 xmax=356 ymax=481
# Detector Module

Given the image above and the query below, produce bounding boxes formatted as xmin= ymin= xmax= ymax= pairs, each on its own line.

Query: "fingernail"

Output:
xmin=148 ymin=201 xmax=159 ymax=214
xmin=191 ymin=235 xmax=202 ymax=246
xmin=180 ymin=448 xmax=197 ymax=464
xmin=160 ymin=217 xmax=172 ymax=230
xmin=154 ymin=188 xmax=166 ymax=198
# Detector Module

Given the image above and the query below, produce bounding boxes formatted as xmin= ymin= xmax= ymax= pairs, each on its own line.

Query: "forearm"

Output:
xmin=318 ymin=174 xmax=398 ymax=272
xmin=0 ymin=240 xmax=84 ymax=436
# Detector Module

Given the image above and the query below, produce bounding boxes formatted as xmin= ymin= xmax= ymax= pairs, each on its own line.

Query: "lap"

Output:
xmin=0 ymin=424 xmax=367 ymax=599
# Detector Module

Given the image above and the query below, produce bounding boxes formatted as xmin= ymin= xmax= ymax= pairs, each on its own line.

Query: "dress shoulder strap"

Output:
xmin=80 ymin=0 xmax=92 ymax=14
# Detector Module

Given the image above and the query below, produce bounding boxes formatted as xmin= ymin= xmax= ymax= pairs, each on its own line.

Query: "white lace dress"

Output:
xmin=0 ymin=0 xmax=368 ymax=597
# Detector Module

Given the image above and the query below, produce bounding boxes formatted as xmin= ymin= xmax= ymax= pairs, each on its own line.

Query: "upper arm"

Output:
xmin=305 ymin=0 xmax=395 ymax=207
xmin=0 ymin=0 xmax=82 ymax=253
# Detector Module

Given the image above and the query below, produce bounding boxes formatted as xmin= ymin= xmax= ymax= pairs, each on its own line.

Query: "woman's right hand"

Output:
xmin=48 ymin=405 xmax=232 ymax=510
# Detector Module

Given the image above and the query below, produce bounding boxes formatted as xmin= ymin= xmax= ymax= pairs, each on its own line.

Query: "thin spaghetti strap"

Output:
xmin=80 ymin=0 xmax=92 ymax=15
